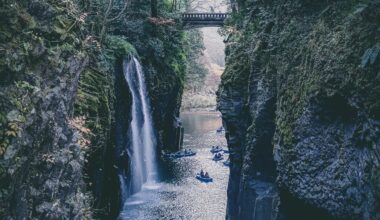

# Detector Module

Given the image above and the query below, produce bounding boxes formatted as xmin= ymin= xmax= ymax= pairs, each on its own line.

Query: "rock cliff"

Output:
xmin=0 ymin=1 xmax=187 ymax=219
xmin=0 ymin=1 xmax=91 ymax=218
xmin=218 ymin=0 xmax=380 ymax=219
xmin=120 ymin=7 xmax=187 ymax=151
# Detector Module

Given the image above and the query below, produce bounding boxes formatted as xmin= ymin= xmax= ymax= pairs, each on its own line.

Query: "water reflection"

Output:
xmin=180 ymin=112 xmax=222 ymax=136
xmin=119 ymin=112 xmax=228 ymax=220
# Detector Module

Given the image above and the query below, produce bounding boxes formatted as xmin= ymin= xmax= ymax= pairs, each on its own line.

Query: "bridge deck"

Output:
xmin=181 ymin=13 xmax=229 ymax=27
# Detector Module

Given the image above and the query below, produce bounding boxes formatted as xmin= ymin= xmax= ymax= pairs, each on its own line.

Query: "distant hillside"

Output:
xmin=181 ymin=27 xmax=225 ymax=111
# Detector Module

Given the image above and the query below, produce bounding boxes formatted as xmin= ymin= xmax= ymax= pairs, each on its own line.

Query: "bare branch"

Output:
xmin=107 ymin=0 xmax=129 ymax=22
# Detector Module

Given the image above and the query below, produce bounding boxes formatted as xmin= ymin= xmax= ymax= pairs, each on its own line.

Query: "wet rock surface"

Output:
xmin=218 ymin=0 xmax=380 ymax=219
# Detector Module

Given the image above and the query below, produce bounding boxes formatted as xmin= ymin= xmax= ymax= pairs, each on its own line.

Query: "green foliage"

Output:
xmin=123 ymin=10 xmax=189 ymax=89
xmin=183 ymin=29 xmax=208 ymax=91
xmin=220 ymin=30 xmax=250 ymax=90
xmin=223 ymin=11 xmax=244 ymax=28
xmin=161 ymin=0 xmax=174 ymax=11
xmin=0 ymin=0 xmax=84 ymax=83
xmin=105 ymin=35 xmax=137 ymax=59
xmin=0 ymin=80 xmax=34 ymax=148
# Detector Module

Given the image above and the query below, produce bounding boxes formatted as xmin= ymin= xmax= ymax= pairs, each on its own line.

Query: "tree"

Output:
xmin=99 ymin=0 xmax=129 ymax=42
xmin=80 ymin=0 xmax=129 ymax=43
xmin=151 ymin=0 xmax=158 ymax=17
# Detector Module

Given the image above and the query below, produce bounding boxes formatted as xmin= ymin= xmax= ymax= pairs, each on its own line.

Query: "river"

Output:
xmin=119 ymin=111 xmax=229 ymax=220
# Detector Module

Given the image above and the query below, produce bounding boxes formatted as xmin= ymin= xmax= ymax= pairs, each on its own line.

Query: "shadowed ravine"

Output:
xmin=0 ymin=1 xmax=378 ymax=219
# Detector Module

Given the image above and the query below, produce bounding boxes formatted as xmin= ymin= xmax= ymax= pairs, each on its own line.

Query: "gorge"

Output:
xmin=0 ymin=0 xmax=379 ymax=220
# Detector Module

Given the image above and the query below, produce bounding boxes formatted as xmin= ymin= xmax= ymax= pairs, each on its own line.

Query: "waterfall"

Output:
xmin=123 ymin=57 xmax=158 ymax=194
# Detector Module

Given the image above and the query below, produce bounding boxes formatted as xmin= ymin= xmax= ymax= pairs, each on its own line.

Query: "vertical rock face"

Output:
xmin=143 ymin=47 xmax=184 ymax=153
xmin=149 ymin=70 xmax=183 ymax=152
xmin=0 ymin=1 xmax=187 ymax=219
xmin=218 ymin=0 xmax=380 ymax=219
xmin=0 ymin=1 xmax=93 ymax=219
xmin=122 ymin=15 xmax=186 ymax=152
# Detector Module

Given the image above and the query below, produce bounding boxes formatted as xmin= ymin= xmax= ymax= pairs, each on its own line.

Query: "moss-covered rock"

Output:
xmin=0 ymin=1 xmax=140 ymax=218
xmin=218 ymin=0 xmax=380 ymax=219
xmin=122 ymin=8 xmax=187 ymax=152
xmin=0 ymin=0 xmax=190 ymax=219
xmin=0 ymin=1 xmax=95 ymax=218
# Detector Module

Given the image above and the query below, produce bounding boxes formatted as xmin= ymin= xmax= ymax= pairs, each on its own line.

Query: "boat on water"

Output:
xmin=223 ymin=160 xmax=231 ymax=167
xmin=164 ymin=149 xmax=196 ymax=159
xmin=216 ymin=126 xmax=225 ymax=133
xmin=212 ymin=153 xmax=224 ymax=161
xmin=175 ymin=150 xmax=196 ymax=158
xmin=196 ymin=174 xmax=213 ymax=182
xmin=210 ymin=146 xmax=223 ymax=153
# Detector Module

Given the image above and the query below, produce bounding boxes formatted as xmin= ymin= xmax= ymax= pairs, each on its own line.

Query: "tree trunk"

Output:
xmin=151 ymin=0 xmax=158 ymax=17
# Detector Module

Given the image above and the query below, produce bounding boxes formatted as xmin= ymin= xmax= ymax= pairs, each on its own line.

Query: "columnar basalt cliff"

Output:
xmin=119 ymin=4 xmax=187 ymax=153
xmin=0 ymin=1 xmax=187 ymax=219
xmin=0 ymin=1 xmax=91 ymax=218
xmin=218 ymin=0 xmax=380 ymax=219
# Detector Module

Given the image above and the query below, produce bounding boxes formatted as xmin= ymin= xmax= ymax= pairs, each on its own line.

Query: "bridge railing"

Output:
xmin=181 ymin=13 xmax=229 ymax=21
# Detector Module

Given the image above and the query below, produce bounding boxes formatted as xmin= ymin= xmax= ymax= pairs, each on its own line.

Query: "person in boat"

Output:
xmin=200 ymin=169 xmax=204 ymax=177
xmin=205 ymin=172 xmax=209 ymax=178
xmin=214 ymin=153 xmax=220 ymax=159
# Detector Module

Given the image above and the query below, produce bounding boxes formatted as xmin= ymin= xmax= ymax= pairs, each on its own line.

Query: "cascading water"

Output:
xmin=121 ymin=56 xmax=158 ymax=196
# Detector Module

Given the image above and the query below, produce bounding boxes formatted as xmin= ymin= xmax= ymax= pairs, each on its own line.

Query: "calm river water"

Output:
xmin=119 ymin=111 xmax=229 ymax=220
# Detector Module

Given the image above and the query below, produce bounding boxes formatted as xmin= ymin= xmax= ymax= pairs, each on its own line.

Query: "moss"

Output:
xmin=0 ymin=1 xmax=92 ymax=218
xmin=219 ymin=27 xmax=251 ymax=103
xmin=220 ymin=0 xmax=380 ymax=148
xmin=105 ymin=35 xmax=137 ymax=59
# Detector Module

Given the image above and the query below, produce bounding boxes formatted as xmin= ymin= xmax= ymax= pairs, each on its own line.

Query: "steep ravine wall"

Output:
xmin=0 ymin=1 xmax=92 ymax=218
xmin=120 ymin=10 xmax=187 ymax=152
xmin=0 ymin=1 xmax=186 ymax=219
xmin=218 ymin=1 xmax=380 ymax=219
